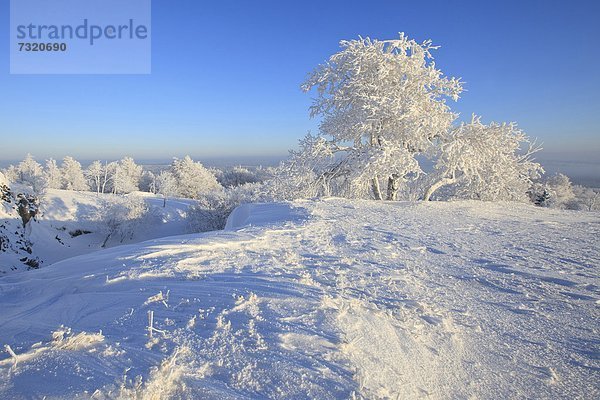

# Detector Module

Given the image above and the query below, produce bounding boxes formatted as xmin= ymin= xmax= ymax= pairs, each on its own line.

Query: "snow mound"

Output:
xmin=0 ymin=199 xmax=598 ymax=399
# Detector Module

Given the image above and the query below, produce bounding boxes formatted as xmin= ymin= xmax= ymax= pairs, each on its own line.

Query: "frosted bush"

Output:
xmin=95 ymin=195 xmax=148 ymax=247
xmin=188 ymin=183 xmax=271 ymax=232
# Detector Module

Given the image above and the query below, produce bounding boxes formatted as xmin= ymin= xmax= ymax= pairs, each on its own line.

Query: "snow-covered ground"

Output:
xmin=1 ymin=189 xmax=195 ymax=274
xmin=0 ymin=199 xmax=598 ymax=398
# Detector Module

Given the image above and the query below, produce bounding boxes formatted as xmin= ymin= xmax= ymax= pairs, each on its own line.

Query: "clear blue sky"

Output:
xmin=0 ymin=0 xmax=599 ymax=163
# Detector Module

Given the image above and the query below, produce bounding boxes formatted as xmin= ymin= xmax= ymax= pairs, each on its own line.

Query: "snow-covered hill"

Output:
xmin=0 ymin=199 xmax=598 ymax=399
xmin=0 ymin=189 xmax=195 ymax=274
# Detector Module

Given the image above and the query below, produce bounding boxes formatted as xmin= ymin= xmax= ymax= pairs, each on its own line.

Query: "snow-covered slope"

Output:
xmin=0 ymin=199 xmax=598 ymax=399
xmin=1 ymin=189 xmax=195 ymax=274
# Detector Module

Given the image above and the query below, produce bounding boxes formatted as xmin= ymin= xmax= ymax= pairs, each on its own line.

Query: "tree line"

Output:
xmin=1 ymin=154 xmax=268 ymax=207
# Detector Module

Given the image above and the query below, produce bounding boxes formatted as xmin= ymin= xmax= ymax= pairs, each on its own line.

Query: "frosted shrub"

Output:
xmin=96 ymin=195 xmax=148 ymax=247
xmin=571 ymin=185 xmax=600 ymax=211
xmin=187 ymin=193 xmax=229 ymax=232
xmin=217 ymin=166 xmax=265 ymax=188
xmin=188 ymin=184 xmax=270 ymax=232
xmin=543 ymin=173 xmax=576 ymax=209
xmin=170 ymin=156 xmax=222 ymax=199
xmin=530 ymin=174 xmax=598 ymax=211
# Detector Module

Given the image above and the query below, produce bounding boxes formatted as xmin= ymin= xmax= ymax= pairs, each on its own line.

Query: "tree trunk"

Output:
xmin=386 ymin=174 xmax=401 ymax=201
xmin=372 ymin=176 xmax=383 ymax=200
xmin=101 ymin=233 xmax=111 ymax=248
xmin=423 ymin=176 xmax=456 ymax=201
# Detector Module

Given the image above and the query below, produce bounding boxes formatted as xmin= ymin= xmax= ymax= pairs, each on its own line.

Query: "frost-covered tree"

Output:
xmin=2 ymin=165 xmax=20 ymax=183
xmin=61 ymin=156 xmax=88 ymax=191
xmin=13 ymin=154 xmax=46 ymax=194
xmin=44 ymin=158 xmax=62 ymax=189
xmin=85 ymin=160 xmax=104 ymax=194
xmin=139 ymin=171 xmax=157 ymax=193
xmin=112 ymin=157 xmax=142 ymax=194
xmin=156 ymin=170 xmax=177 ymax=207
xmin=101 ymin=162 xmax=118 ymax=194
xmin=170 ymin=156 xmax=221 ymax=199
xmin=300 ymin=33 xmax=463 ymax=200
xmin=423 ymin=115 xmax=543 ymax=201
xmin=1 ymin=155 xmax=60 ymax=195
xmin=87 ymin=161 xmax=118 ymax=194
xmin=0 ymin=154 xmax=47 ymax=195
xmin=18 ymin=154 xmax=43 ymax=182
xmin=528 ymin=181 xmax=551 ymax=207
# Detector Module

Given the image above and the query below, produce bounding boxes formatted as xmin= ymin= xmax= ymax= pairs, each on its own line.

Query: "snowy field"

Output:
xmin=0 ymin=199 xmax=598 ymax=398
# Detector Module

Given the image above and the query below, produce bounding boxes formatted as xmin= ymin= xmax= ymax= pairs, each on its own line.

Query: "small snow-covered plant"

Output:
xmin=528 ymin=181 xmax=551 ymax=207
xmin=424 ymin=115 xmax=543 ymax=201
xmin=300 ymin=33 xmax=463 ymax=200
xmin=96 ymin=195 xmax=148 ymax=247
xmin=0 ymin=171 xmax=8 ymax=191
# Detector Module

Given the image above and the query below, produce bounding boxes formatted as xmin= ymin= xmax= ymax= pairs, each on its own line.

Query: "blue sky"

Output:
xmin=0 ymin=0 xmax=599 ymax=163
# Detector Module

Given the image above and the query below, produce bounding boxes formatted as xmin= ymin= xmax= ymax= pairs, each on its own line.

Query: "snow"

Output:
xmin=1 ymin=189 xmax=196 ymax=273
xmin=225 ymin=202 xmax=307 ymax=230
xmin=0 ymin=199 xmax=598 ymax=398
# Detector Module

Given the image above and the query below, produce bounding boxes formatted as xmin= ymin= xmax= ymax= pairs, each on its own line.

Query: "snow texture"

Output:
xmin=0 ymin=199 xmax=598 ymax=399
